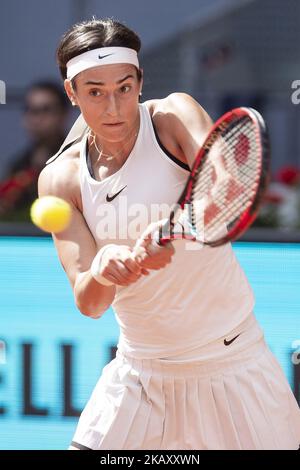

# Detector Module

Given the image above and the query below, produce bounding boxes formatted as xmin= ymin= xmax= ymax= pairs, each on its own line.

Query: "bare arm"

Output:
xmin=56 ymin=208 xmax=117 ymax=318
xmin=151 ymin=93 xmax=214 ymax=169
xmin=38 ymin=157 xmax=143 ymax=318
xmin=163 ymin=94 xmax=234 ymax=188
xmin=38 ymin=161 xmax=115 ymax=317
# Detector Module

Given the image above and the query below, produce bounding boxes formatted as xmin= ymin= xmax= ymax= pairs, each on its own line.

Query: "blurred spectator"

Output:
xmin=255 ymin=165 xmax=300 ymax=229
xmin=0 ymin=81 xmax=70 ymax=222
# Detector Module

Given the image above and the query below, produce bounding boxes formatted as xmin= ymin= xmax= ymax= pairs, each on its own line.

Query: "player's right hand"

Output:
xmin=132 ymin=220 xmax=175 ymax=270
xmin=97 ymin=244 xmax=150 ymax=287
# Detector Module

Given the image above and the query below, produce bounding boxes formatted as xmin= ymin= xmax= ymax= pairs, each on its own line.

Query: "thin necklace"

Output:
xmin=89 ymin=122 xmax=139 ymax=162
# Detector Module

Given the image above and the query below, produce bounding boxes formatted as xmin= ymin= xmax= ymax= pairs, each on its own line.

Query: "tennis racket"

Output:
xmin=139 ymin=107 xmax=270 ymax=248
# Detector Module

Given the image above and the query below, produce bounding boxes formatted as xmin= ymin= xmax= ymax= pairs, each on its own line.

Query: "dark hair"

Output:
xmin=26 ymin=80 xmax=69 ymax=109
xmin=56 ymin=18 xmax=142 ymax=81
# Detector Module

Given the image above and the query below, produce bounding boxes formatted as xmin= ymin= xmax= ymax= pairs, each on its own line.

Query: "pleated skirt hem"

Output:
xmin=72 ymin=338 xmax=300 ymax=450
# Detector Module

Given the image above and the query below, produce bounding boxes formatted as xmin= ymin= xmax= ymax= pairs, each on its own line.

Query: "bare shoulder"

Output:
xmin=149 ymin=93 xmax=212 ymax=126
xmin=38 ymin=141 xmax=82 ymax=211
xmin=145 ymin=93 xmax=213 ymax=168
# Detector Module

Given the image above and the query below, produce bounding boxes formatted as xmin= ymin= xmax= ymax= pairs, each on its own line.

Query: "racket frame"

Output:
xmin=157 ymin=107 xmax=270 ymax=247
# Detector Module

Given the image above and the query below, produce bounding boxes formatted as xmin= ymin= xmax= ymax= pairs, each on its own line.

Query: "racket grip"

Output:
xmin=153 ymin=229 xmax=162 ymax=246
xmin=153 ymin=228 xmax=170 ymax=247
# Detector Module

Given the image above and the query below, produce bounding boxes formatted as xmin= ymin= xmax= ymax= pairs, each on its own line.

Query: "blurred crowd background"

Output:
xmin=0 ymin=0 xmax=300 ymax=233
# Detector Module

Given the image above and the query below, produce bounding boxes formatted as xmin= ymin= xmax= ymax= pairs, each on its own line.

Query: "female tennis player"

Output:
xmin=39 ymin=18 xmax=300 ymax=450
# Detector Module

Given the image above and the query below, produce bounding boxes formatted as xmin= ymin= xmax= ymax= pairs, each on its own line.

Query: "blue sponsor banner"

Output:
xmin=0 ymin=238 xmax=299 ymax=449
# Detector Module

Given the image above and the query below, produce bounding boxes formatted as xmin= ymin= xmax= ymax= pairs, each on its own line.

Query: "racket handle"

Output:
xmin=153 ymin=226 xmax=171 ymax=247
xmin=133 ymin=219 xmax=171 ymax=259
xmin=153 ymin=229 xmax=162 ymax=246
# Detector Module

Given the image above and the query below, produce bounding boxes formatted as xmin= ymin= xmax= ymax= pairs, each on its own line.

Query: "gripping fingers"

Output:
xmin=123 ymin=255 xmax=146 ymax=275
xmin=105 ymin=259 xmax=144 ymax=286
xmin=131 ymin=245 xmax=147 ymax=264
xmin=146 ymin=241 xmax=174 ymax=258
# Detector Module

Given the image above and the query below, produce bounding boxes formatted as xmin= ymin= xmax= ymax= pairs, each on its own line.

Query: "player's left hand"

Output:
xmin=132 ymin=220 xmax=175 ymax=270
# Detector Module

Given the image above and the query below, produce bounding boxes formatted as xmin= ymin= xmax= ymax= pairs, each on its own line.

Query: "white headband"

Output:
xmin=66 ymin=47 xmax=139 ymax=80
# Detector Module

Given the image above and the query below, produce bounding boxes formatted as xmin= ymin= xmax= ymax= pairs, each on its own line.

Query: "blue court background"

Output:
xmin=0 ymin=237 xmax=299 ymax=449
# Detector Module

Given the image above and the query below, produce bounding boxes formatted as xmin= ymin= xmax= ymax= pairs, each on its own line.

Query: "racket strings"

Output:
xmin=191 ymin=117 xmax=261 ymax=241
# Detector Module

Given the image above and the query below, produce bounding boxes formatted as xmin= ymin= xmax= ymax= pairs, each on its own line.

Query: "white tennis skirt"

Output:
xmin=71 ymin=320 xmax=300 ymax=450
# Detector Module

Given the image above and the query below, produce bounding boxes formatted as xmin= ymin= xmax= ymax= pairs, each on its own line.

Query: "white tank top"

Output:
xmin=79 ymin=103 xmax=255 ymax=359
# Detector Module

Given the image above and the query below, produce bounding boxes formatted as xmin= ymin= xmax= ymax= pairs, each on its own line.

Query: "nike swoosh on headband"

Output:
xmin=98 ymin=53 xmax=114 ymax=60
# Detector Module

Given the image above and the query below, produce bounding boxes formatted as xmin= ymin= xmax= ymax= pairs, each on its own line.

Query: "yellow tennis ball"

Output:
xmin=30 ymin=196 xmax=72 ymax=233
